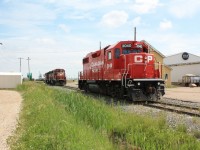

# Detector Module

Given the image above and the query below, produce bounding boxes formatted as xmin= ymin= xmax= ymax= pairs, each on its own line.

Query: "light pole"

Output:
xmin=27 ymin=57 xmax=32 ymax=80
xmin=18 ymin=57 xmax=24 ymax=72
xmin=27 ymin=57 xmax=31 ymax=75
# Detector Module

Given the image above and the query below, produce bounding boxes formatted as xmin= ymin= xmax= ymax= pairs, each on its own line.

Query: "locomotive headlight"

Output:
xmin=157 ymin=82 xmax=160 ymax=85
xmin=137 ymin=82 xmax=140 ymax=86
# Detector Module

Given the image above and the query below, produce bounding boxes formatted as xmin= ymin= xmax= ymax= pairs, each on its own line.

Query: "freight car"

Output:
xmin=182 ymin=74 xmax=200 ymax=86
xmin=78 ymin=40 xmax=165 ymax=101
xmin=44 ymin=69 xmax=67 ymax=86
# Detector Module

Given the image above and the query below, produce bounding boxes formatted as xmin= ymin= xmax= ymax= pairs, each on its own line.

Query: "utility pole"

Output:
xmin=18 ymin=57 xmax=24 ymax=72
xmin=27 ymin=57 xmax=31 ymax=75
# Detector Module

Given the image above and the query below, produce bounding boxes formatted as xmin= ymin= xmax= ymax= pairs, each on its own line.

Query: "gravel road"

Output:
xmin=0 ymin=90 xmax=22 ymax=150
xmin=164 ymin=87 xmax=200 ymax=102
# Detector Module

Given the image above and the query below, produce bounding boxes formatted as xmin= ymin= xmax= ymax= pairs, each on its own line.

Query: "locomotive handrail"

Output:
xmin=124 ymin=64 xmax=132 ymax=88
xmin=121 ymin=54 xmax=127 ymax=87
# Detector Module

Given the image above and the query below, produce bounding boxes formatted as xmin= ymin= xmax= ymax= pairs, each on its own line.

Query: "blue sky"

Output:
xmin=0 ymin=0 xmax=200 ymax=79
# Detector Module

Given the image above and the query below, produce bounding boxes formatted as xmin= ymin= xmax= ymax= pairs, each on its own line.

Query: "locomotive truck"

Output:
xmin=78 ymin=40 xmax=165 ymax=101
xmin=44 ymin=68 xmax=67 ymax=86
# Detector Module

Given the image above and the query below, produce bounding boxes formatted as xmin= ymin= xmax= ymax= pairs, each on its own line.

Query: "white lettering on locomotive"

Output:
xmin=107 ymin=63 xmax=112 ymax=69
xmin=136 ymin=44 xmax=142 ymax=48
xmin=147 ymin=56 xmax=153 ymax=62
xmin=134 ymin=55 xmax=153 ymax=63
xmin=122 ymin=44 xmax=132 ymax=48
xmin=134 ymin=55 xmax=143 ymax=63
xmin=90 ymin=61 xmax=104 ymax=68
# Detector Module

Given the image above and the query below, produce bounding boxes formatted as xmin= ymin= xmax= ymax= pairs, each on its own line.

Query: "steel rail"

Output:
xmin=144 ymin=102 xmax=200 ymax=117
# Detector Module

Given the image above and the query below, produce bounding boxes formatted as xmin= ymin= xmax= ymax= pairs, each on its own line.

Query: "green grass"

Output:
xmin=9 ymin=82 xmax=200 ymax=150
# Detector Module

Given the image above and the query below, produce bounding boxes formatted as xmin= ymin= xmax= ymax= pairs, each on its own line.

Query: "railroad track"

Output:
xmin=63 ymin=85 xmax=80 ymax=91
xmin=144 ymin=101 xmax=200 ymax=117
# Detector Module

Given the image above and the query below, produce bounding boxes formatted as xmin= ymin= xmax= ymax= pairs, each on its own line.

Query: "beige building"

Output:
xmin=142 ymin=40 xmax=172 ymax=86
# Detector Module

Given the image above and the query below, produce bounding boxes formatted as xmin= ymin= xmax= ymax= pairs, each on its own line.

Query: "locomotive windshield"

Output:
xmin=122 ymin=49 xmax=141 ymax=54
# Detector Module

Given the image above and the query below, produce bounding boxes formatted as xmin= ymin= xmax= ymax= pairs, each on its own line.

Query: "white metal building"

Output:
xmin=0 ymin=72 xmax=22 ymax=88
xmin=164 ymin=52 xmax=200 ymax=82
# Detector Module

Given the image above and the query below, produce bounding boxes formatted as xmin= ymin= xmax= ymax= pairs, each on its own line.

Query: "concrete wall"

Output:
xmin=0 ymin=73 xmax=22 ymax=88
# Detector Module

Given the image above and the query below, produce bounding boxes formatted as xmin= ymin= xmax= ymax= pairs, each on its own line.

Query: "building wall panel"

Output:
xmin=171 ymin=64 xmax=200 ymax=82
xmin=0 ymin=73 xmax=22 ymax=88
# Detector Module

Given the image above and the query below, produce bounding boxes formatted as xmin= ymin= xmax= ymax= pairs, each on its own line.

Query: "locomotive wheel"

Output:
xmin=149 ymin=91 xmax=157 ymax=101
xmin=110 ymin=84 xmax=117 ymax=98
xmin=116 ymin=86 xmax=124 ymax=99
xmin=84 ymin=84 xmax=88 ymax=92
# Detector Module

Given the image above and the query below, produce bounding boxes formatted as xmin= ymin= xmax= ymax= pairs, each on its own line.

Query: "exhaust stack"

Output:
xmin=134 ymin=27 xmax=136 ymax=41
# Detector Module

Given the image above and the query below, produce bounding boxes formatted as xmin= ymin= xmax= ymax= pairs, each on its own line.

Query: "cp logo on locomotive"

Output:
xmin=134 ymin=55 xmax=153 ymax=63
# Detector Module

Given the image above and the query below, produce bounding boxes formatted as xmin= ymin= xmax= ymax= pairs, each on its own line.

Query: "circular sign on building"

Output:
xmin=182 ymin=52 xmax=189 ymax=60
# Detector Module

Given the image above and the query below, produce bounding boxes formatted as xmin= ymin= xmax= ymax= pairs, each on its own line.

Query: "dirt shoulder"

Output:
xmin=0 ymin=90 xmax=22 ymax=150
xmin=164 ymin=87 xmax=200 ymax=102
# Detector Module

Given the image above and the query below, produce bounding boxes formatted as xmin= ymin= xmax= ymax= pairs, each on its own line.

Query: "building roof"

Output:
xmin=164 ymin=52 xmax=200 ymax=65
xmin=0 ymin=72 xmax=22 ymax=76
xmin=141 ymin=40 xmax=166 ymax=58
xmin=166 ymin=52 xmax=200 ymax=58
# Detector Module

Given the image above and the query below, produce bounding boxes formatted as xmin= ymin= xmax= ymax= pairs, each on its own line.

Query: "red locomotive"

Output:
xmin=44 ymin=69 xmax=67 ymax=86
xmin=78 ymin=40 xmax=165 ymax=101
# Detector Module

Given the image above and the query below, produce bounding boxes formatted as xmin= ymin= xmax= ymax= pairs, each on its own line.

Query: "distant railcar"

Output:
xmin=44 ymin=69 xmax=67 ymax=86
xmin=182 ymin=74 xmax=200 ymax=86
xmin=78 ymin=40 xmax=165 ymax=101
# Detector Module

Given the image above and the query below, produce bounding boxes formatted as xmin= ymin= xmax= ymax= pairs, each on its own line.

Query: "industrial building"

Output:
xmin=0 ymin=72 xmax=22 ymax=88
xmin=164 ymin=52 xmax=200 ymax=83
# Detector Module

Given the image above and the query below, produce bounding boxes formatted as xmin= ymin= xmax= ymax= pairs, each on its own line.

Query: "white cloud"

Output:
xmin=99 ymin=0 xmax=129 ymax=6
xmin=35 ymin=38 xmax=56 ymax=45
xmin=100 ymin=10 xmax=128 ymax=28
xmin=143 ymin=33 xmax=200 ymax=56
xmin=132 ymin=16 xmax=141 ymax=26
xmin=159 ymin=19 xmax=172 ymax=30
xmin=0 ymin=2 xmax=56 ymax=28
xmin=169 ymin=0 xmax=200 ymax=18
xmin=58 ymin=24 xmax=71 ymax=33
xmin=132 ymin=0 xmax=160 ymax=14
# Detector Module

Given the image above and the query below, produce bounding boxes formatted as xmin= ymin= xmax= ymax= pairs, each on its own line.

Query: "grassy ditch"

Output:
xmin=9 ymin=82 xmax=200 ymax=150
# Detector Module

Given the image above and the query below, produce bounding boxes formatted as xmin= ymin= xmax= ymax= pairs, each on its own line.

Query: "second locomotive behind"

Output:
xmin=44 ymin=68 xmax=67 ymax=86
xmin=78 ymin=40 xmax=165 ymax=101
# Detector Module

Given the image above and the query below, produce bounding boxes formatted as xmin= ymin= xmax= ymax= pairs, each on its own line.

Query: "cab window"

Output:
xmin=108 ymin=51 xmax=112 ymax=60
xmin=115 ymin=48 xmax=120 ymax=58
xmin=83 ymin=57 xmax=89 ymax=64
xmin=122 ymin=49 xmax=141 ymax=54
